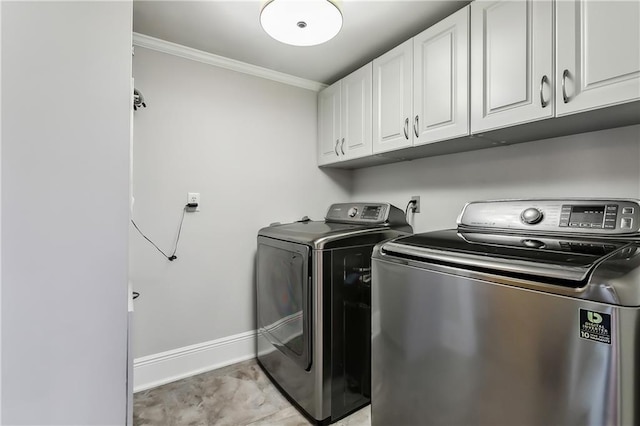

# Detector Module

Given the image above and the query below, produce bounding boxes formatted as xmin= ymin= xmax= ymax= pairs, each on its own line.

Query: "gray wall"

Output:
xmin=1 ymin=2 xmax=132 ymax=424
xmin=130 ymin=48 xmax=351 ymax=358
xmin=352 ymin=125 xmax=640 ymax=232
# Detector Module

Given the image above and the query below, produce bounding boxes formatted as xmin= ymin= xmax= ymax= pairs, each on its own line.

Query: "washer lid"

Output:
xmin=379 ymin=230 xmax=629 ymax=283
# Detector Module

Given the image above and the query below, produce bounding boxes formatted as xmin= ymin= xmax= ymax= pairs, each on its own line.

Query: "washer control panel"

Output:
xmin=459 ymin=199 xmax=640 ymax=235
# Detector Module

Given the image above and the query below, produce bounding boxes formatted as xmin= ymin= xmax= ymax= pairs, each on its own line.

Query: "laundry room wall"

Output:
xmin=130 ymin=46 xmax=350 ymax=376
xmin=351 ymin=125 xmax=640 ymax=233
xmin=2 ymin=1 xmax=131 ymax=423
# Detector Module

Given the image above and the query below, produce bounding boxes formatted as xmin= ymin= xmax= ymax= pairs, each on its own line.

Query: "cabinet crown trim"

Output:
xmin=133 ymin=33 xmax=327 ymax=92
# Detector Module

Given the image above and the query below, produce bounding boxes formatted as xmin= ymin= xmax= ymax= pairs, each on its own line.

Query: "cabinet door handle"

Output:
xmin=562 ymin=69 xmax=570 ymax=104
xmin=340 ymin=138 xmax=345 ymax=155
xmin=334 ymin=139 xmax=340 ymax=156
xmin=540 ymin=75 xmax=549 ymax=108
xmin=403 ymin=118 xmax=409 ymax=140
xmin=413 ymin=115 xmax=419 ymax=138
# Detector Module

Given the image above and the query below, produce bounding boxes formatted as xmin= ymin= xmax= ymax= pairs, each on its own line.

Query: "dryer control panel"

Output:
xmin=458 ymin=199 xmax=640 ymax=236
xmin=325 ymin=202 xmax=409 ymax=226
xmin=326 ymin=203 xmax=389 ymax=224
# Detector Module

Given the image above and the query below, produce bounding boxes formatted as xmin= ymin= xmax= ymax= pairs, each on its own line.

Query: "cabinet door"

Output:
xmin=413 ymin=5 xmax=469 ymax=145
xmin=556 ymin=0 xmax=640 ymax=116
xmin=341 ymin=63 xmax=372 ymax=161
xmin=317 ymin=81 xmax=341 ymax=166
xmin=471 ymin=0 xmax=553 ymax=133
xmin=373 ymin=39 xmax=413 ymax=154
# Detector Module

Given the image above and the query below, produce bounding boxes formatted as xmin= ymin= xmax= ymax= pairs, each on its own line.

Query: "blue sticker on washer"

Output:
xmin=579 ymin=309 xmax=611 ymax=344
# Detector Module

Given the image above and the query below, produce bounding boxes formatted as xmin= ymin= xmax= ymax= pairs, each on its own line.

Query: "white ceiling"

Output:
xmin=133 ymin=0 xmax=471 ymax=85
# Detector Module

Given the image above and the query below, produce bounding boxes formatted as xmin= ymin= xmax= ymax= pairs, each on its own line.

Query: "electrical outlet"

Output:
xmin=411 ymin=196 xmax=421 ymax=213
xmin=188 ymin=192 xmax=200 ymax=211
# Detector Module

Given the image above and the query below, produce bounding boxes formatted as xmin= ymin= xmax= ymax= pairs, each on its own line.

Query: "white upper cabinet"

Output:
xmin=413 ymin=6 xmax=470 ymax=145
xmin=373 ymin=39 xmax=413 ymax=154
xmin=341 ymin=63 xmax=373 ymax=160
xmin=317 ymin=81 xmax=341 ymax=166
xmin=319 ymin=0 xmax=639 ymax=169
xmin=317 ymin=63 xmax=372 ymax=166
xmin=556 ymin=0 xmax=640 ymax=116
xmin=471 ymin=0 xmax=554 ymax=133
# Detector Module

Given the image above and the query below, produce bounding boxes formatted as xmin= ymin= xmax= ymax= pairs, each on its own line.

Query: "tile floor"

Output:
xmin=133 ymin=359 xmax=371 ymax=426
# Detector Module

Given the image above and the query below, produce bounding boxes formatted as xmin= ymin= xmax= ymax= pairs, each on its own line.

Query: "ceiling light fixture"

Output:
xmin=260 ymin=0 xmax=343 ymax=47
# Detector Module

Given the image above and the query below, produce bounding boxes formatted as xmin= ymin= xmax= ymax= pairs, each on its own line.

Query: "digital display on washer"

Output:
xmin=362 ymin=205 xmax=382 ymax=220
xmin=569 ymin=205 xmax=605 ymax=226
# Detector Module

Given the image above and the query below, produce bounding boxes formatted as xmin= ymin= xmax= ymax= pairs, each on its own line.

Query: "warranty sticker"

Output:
xmin=579 ymin=309 xmax=611 ymax=345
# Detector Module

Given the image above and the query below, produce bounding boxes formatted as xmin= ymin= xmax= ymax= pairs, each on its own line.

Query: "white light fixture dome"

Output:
xmin=260 ymin=0 xmax=343 ymax=47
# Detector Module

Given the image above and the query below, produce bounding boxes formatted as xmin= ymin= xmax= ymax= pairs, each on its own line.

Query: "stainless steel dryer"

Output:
xmin=257 ymin=202 xmax=412 ymax=425
xmin=372 ymin=199 xmax=640 ymax=426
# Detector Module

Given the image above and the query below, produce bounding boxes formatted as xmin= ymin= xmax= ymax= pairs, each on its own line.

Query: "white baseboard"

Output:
xmin=133 ymin=330 xmax=256 ymax=393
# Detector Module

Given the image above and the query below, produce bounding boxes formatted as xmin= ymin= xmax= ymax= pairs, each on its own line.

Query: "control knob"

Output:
xmin=348 ymin=207 xmax=358 ymax=218
xmin=521 ymin=207 xmax=543 ymax=225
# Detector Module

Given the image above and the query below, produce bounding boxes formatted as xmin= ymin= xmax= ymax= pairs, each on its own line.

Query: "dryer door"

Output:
xmin=257 ymin=237 xmax=312 ymax=370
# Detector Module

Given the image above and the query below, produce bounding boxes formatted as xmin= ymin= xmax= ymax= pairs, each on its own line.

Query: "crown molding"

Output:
xmin=132 ymin=33 xmax=327 ymax=92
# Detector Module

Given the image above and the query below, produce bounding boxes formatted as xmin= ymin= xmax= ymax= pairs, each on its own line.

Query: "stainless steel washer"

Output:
xmin=372 ymin=199 xmax=640 ymax=426
xmin=257 ymin=202 xmax=412 ymax=425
